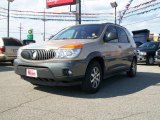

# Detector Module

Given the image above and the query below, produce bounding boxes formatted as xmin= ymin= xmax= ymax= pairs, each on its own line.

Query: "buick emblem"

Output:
xmin=32 ymin=51 xmax=37 ymax=60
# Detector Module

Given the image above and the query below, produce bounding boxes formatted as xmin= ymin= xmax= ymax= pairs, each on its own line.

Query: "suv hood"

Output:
xmin=21 ymin=39 xmax=95 ymax=50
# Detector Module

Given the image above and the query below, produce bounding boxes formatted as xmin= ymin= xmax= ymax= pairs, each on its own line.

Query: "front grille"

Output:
xmin=21 ymin=49 xmax=55 ymax=60
xmin=22 ymin=76 xmax=55 ymax=82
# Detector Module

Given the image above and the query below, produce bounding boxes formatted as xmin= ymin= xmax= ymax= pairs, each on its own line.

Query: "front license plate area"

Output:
xmin=26 ymin=69 xmax=38 ymax=78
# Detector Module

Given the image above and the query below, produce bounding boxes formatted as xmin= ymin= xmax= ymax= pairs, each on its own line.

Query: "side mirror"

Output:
xmin=104 ymin=32 xmax=117 ymax=42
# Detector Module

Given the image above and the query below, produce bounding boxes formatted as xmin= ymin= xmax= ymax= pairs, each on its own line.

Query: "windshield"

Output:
xmin=51 ymin=24 xmax=103 ymax=40
xmin=139 ymin=42 xmax=156 ymax=48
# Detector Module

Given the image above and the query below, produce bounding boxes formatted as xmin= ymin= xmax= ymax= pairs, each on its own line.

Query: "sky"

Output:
xmin=0 ymin=0 xmax=160 ymax=42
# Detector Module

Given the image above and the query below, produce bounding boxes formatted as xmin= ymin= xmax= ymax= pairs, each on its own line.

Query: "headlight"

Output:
xmin=139 ymin=52 xmax=146 ymax=56
xmin=54 ymin=43 xmax=83 ymax=59
xmin=54 ymin=49 xmax=81 ymax=59
xmin=17 ymin=48 xmax=22 ymax=58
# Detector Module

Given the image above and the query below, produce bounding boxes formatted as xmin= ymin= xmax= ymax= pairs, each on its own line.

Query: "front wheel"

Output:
xmin=127 ymin=58 xmax=137 ymax=77
xmin=146 ymin=56 xmax=154 ymax=65
xmin=81 ymin=61 xmax=102 ymax=93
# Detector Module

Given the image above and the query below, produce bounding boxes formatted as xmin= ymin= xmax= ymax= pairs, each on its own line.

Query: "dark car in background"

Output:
xmin=155 ymin=49 xmax=160 ymax=66
xmin=137 ymin=41 xmax=160 ymax=65
xmin=135 ymin=41 xmax=143 ymax=48
xmin=23 ymin=39 xmax=36 ymax=45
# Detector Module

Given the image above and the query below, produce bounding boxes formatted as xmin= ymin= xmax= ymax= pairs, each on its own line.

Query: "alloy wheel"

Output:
xmin=90 ymin=67 xmax=101 ymax=88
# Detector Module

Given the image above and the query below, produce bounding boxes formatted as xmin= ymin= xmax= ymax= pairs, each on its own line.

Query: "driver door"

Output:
xmin=103 ymin=25 xmax=123 ymax=74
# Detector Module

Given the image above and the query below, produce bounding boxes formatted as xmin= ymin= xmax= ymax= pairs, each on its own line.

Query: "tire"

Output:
xmin=146 ymin=56 xmax=154 ymax=65
xmin=11 ymin=60 xmax=14 ymax=66
xmin=81 ymin=61 xmax=102 ymax=93
xmin=127 ymin=58 xmax=137 ymax=77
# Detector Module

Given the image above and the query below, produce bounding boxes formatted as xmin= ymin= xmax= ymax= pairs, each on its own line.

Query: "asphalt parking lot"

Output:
xmin=0 ymin=63 xmax=160 ymax=120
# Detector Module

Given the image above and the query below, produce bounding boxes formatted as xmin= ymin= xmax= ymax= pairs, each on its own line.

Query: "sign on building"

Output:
xmin=27 ymin=29 xmax=33 ymax=40
xmin=46 ymin=0 xmax=76 ymax=8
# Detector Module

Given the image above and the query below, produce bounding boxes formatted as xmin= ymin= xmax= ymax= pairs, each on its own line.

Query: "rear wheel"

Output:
xmin=127 ymin=58 xmax=137 ymax=77
xmin=81 ymin=61 xmax=102 ymax=93
xmin=146 ymin=56 xmax=154 ymax=65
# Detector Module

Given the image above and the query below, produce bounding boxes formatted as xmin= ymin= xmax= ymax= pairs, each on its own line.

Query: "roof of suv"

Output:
xmin=71 ymin=23 xmax=125 ymax=28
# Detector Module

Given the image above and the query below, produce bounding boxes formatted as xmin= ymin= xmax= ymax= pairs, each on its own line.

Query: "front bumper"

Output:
xmin=0 ymin=54 xmax=16 ymax=61
xmin=0 ymin=55 xmax=5 ymax=61
xmin=14 ymin=59 xmax=88 ymax=86
xmin=137 ymin=55 xmax=146 ymax=62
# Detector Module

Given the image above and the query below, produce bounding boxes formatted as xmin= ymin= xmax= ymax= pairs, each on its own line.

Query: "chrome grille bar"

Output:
xmin=21 ymin=49 xmax=55 ymax=60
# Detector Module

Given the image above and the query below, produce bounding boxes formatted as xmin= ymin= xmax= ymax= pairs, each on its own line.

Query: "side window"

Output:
xmin=105 ymin=25 xmax=118 ymax=43
xmin=117 ymin=27 xmax=129 ymax=43
xmin=57 ymin=30 xmax=75 ymax=39
xmin=148 ymin=43 xmax=156 ymax=49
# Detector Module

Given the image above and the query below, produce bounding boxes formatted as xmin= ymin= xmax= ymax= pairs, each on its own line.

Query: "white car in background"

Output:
xmin=0 ymin=37 xmax=22 ymax=64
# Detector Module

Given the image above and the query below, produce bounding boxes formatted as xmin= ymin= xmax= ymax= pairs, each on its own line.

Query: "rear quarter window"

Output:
xmin=2 ymin=38 xmax=22 ymax=46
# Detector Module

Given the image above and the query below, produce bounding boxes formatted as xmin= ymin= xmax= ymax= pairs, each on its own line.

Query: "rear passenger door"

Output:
xmin=116 ymin=27 xmax=132 ymax=69
xmin=3 ymin=38 xmax=22 ymax=57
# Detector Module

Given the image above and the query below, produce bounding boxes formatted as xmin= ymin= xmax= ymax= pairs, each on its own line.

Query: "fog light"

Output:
xmin=63 ymin=69 xmax=73 ymax=76
xmin=68 ymin=70 xmax=72 ymax=75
